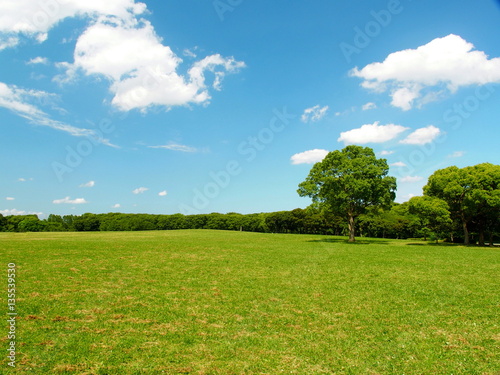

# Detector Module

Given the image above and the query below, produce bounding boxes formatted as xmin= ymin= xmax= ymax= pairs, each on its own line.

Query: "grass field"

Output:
xmin=1 ymin=230 xmax=499 ymax=374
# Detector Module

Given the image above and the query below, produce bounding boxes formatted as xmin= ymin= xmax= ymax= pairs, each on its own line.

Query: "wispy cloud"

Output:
xmin=362 ymin=102 xmax=377 ymax=111
xmin=0 ymin=208 xmax=42 ymax=216
xmin=5 ymin=197 xmax=15 ymax=201
xmin=400 ymin=176 xmax=424 ymax=183
xmin=132 ymin=187 xmax=149 ymax=195
xmin=158 ymin=190 xmax=168 ymax=196
xmin=448 ymin=151 xmax=465 ymax=158
xmin=391 ymin=162 xmax=407 ymax=167
xmin=79 ymin=180 xmax=95 ymax=188
xmin=0 ymin=82 xmax=116 ymax=146
xmin=52 ymin=197 xmax=88 ymax=204
xmin=149 ymin=142 xmax=199 ymax=153
xmin=301 ymin=105 xmax=329 ymax=123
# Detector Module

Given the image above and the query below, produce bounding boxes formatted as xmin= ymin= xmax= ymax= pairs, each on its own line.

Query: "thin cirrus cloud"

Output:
xmin=338 ymin=122 xmax=408 ymax=145
xmin=350 ymin=34 xmax=500 ymax=110
xmin=148 ymin=142 xmax=199 ymax=153
xmin=291 ymin=149 xmax=329 ymax=165
xmin=0 ymin=82 xmax=116 ymax=146
xmin=301 ymin=105 xmax=329 ymax=123
xmin=399 ymin=125 xmax=442 ymax=145
xmin=53 ymin=197 xmax=88 ymax=204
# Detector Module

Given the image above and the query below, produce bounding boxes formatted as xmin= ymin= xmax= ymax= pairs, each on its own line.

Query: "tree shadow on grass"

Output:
xmin=307 ymin=237 xmax=392 ymax=245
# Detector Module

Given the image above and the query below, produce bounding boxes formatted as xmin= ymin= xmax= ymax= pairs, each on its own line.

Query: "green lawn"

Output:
xmin=1 ymin=230 xmax=499 ymax=374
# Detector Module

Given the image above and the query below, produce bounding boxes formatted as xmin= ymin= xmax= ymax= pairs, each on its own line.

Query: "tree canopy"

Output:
xmin=297 ymin=145 xmax=397 ymax=242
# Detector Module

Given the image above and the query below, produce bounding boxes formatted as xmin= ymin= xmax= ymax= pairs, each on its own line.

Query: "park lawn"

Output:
xmin=1 ymin=230 xmax=499 ymax=374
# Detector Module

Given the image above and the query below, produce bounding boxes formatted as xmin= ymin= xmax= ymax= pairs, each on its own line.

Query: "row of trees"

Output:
xmin=1 ymin=146 xmax=498 ymax=245
xmin=0 ymin=202 xmax=497 ymax=244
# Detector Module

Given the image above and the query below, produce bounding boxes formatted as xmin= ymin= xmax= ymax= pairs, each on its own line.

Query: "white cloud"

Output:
xmin=149 ymin=143 xmax=198 ymax=153
xmin=27 ymin=57 xmax=49 ymax=65
xmin=338 ymin=122 xmax=408 ymax=144
xmin=350 ymin=34 xmax=500 ymax=110
xmin=6 ymin=197 xmax=15 ymax=201
xmin=80 ymin=180 xmax=95 ymax=188
xmin=158 ymin=190 xmax=168 ymax=196
xmin=380 ymin=150 xmax=394 ymax=156
xmin=362 ymin=102 xmax=377 ymax=111
xmin=132 ymin=187 xmax=148 ymax=194
xmin=0 ymin=82 xmax=115 ymax=146
xmin=112 ymin=203 xmax=121 ymax=208
xmin=0 ymin=208 xmax=42 ymax=216
xmin=301 ymin=105 xmax=329 ymax=123
xmin=291 ymin=149 xmax=329 ymax=165
xmin=449 ymin=151 xmax=465 ymax=158
xmin=400 ymin=125 xmax=441 ymax=145
xmin=391 ymin=162 xmax=407 ymax=167
xmin=53 ymin=197 xmax=88 ymax=204
xmin=58 ymin=19 xmax=244 ymax=112
xmin=0 ymin=0 xmax=146 ymax=47
xmin=400 ymin=176 xmax=424 ymax=183
xmin=0 ymin=36 xmax=19 ymax=50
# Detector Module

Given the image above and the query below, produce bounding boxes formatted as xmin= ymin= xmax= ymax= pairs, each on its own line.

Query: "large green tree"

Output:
xmin=298 ymin=145 xmax=397 ymax=242
xmin=424 ymin=163 xmax=500 ymax=245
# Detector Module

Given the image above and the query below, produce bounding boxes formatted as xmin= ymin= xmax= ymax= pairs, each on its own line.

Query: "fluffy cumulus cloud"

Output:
xmin=0 ymin=82 xmax=115 ymax=145
xmin=291 ymin=149 xmax=329 ymax=165
xmin=56 ymin=18 xmax=244 ymax=112
xmin=0 ymin=0 xmax=146 ymax=45
xmin=158 ymin=190 xmax=168 ymax=196
xmin=400 ymin=125 xmax=441 ymax=145
xmin=338 ymin=122 xmax=408 ymax=145
xmin=301 ymin=105 xmax=329 ymax=123
xmin=350 ymin=34 xmax=500 ymax=110
xmin=53 ymin=197 xmax=88 ymax=204
xmin=1 ymin=0 xmax=244 ymax=113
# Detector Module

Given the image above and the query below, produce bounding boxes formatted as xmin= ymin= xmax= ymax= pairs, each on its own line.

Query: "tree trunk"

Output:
xmin=478 ymin=226 xmax=485 ymax=247
xmin=348 ymin=214 xmax=355 ymax=242
xmin=461 ymin=213 xmax=470 ymax=245
xmin=489 ymin=232 xmax=494 ymax=247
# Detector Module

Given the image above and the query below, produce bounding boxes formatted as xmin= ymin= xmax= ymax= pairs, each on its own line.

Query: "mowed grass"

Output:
xmin=1 ymin=230 xmax=499 ymax=374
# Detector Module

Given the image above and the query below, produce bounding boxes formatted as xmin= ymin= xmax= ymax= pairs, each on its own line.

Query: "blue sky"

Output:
xmin=1 ymin=0 xmax=499 ymax=217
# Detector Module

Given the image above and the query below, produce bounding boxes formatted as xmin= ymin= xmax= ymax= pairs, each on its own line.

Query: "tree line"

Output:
xmin=1 ymin=146 xmax=498 ymax=245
